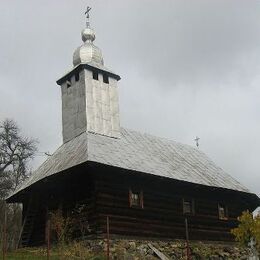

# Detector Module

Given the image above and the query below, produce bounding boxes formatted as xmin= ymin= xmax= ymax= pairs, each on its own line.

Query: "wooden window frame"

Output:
xmin=66 ymin=79 xmax=71 ymax=88
xmin=75 ymin=72 xmax=79 ymax=82
xmin=183 ymin=198 xmax=195 ymax=215
xmin=129 ymin=189 xmax=144 ymax=209
xmin=218 ymin=203 xmax=228 ymax=220
xmin=93 ymin=71 xmax=99 ymax=81
xmin=103 ymin=74 xmax=109 ymax=84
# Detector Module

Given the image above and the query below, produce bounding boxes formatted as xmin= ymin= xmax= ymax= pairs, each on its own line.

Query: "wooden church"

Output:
xmin=7 ymin=11 xmax=260 ymax=247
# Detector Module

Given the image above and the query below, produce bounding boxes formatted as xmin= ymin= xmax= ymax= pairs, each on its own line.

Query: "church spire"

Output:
xmin=73 ymin=7 xmax=103 ymax=66
xmin=57 ymin=8 xmax=121 ymax=142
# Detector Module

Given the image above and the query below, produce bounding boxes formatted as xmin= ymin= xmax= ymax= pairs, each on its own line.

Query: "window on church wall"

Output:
xmin=75 ymin=72 xmax=79 ymax=82
xmin=183 ymin=198 xmax=195 ymax=215
xmin=103 ymin=74 xmax=109 ymax=84
xmin=66 ymin=79 xmax=71 ymax=88
xmin=218 ymin=204 xmax=228 ymax=220
xmin=129 ymin=189 xmax=143 ymax=209
xmin=92 ymin=71 xmax=99 ymax=81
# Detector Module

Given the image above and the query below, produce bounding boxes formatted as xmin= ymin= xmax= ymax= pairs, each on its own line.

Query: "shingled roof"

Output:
xmin=7 ymin=128 xmax=249 ymax=200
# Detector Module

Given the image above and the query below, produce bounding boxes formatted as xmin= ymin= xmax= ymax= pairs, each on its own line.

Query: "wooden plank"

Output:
xmin=148 ymin=243 xmax=170 ymax=260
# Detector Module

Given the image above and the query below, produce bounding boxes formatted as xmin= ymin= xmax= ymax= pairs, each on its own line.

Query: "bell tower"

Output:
xmin=57 ymin=8 xmax=121 ymax=143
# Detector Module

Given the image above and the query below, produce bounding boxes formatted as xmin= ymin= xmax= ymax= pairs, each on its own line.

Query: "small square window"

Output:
xmin=183 ymin=199 xmax=194 ymax=215
xmin=129 ymin=189 xmax=143 ymax=208
xmin=218 ymin=204 xmax=228 ymax=220
xmin=75 ymin=72 xmax=79 ymax=82
xmin=93 ymin=71 xmax=99 ymax=81
xmin=66 ymin=79 xmax=71 ymax=88
xmin=103 ymin=74 xmax=109 ymax=84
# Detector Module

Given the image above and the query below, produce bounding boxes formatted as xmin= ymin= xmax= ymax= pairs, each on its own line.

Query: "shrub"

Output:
xmin=231 ymin=210 xmax=260 ymax=250
xmin=49 ymin=209 xmax=72 ymax=244
xmin=49 ymin=203 xmax=91 ymax=245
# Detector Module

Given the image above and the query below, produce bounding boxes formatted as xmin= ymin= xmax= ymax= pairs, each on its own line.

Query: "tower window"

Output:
xmin=183 ymin=198 xmax=195 ymax=215
xmin=93 ymin=71 xmax=99 ymax=81
xmin=103 ymin=74 xmax=109 ymax=84
xmin=66 ymin=79 xmax=71 ymax=88
xmin=129 ymin=189 xmax=143 ymax=208
xmin=75 ymin=72 xmax=79 ymax=82
xmin=218 ymin=204 xmax=228 ymax=220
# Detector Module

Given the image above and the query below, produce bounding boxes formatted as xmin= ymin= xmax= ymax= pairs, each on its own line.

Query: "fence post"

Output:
xmin=2 ymin=201 xmax=7 ymax=260
xmin=46 ymin=218 xmax=50 ymax=260
xmin=185 ymin=218 xmax=191 ymax=260
xmin=106 ymin=216 xmax=110 ymax=260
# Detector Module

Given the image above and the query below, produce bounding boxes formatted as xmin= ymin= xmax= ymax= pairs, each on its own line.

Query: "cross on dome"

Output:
xmin=85 ymin=6 xmax=92 ymax=27
xmin=73 ymin=7 xmax=104 ymax=66
xmin=82 ymin=6 xmax=95 ymax=43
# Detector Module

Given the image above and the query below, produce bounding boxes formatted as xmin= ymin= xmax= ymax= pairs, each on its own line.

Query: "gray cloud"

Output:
xmin=0 ymin=0 xmax=259 ymax=197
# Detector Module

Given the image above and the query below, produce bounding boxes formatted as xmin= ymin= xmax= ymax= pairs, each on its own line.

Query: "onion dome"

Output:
xmin=73 ymin=25 xmax=104 ymax=66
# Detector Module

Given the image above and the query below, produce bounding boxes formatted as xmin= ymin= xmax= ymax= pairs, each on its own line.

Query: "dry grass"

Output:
xmin=6 ymin=242 xmax=106 ymax=260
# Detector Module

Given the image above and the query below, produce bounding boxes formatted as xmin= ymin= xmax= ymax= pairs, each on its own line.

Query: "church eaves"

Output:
xmin=7 ymin=127 xmax=251 ymax=201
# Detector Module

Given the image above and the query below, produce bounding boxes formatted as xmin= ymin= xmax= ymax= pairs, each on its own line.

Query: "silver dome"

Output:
xmin=73 ymin=27 xmax=104 ymax=66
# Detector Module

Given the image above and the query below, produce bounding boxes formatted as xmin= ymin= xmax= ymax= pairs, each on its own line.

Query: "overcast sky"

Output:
xmin=0 ymin=0 xmax=259 ymax=197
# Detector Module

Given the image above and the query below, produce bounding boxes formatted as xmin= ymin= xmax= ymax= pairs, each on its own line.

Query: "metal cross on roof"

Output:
xmin=85 ymin=6 xmax=91 ymax=19
xmin=194 ymin=136 xmax=200 ymax=148
xmin=85 ymin=6 xmax=92 ymax=27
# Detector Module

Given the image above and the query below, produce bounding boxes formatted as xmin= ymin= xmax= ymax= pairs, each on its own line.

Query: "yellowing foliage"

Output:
xmin=231 ymin=210 xmax=260 ymax=250
xmin=49 ymin=209 xmax=72 ymax=244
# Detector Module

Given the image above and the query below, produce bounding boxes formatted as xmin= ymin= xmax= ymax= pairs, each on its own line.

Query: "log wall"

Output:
xmin=18 ymin=162 xmax=258 ymax=245
xmin=90 ymin=163 xmax=252 ymax=241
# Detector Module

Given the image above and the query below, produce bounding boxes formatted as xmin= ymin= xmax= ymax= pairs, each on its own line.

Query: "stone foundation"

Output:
xmin=81 ymin=239 xmax=250 ymax=259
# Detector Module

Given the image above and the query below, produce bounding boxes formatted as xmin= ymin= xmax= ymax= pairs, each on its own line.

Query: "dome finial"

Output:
xmin=85 ymin=6 xmax=92 ymax=28
xmin=82 ymin=6 xmax=95 ymax=43
xmin=73 ymin=6 xmax=104 ymax=66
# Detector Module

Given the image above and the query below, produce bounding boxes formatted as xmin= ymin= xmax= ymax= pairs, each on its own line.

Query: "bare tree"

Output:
xmin=0 ymin=119 xmax=37 ymax=199
xmin=0 ymin=119 xmax=37 ymax=249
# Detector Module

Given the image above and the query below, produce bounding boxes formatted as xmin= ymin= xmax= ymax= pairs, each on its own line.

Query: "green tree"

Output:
xmin=231 ymin=210 xmax=260 ymax=251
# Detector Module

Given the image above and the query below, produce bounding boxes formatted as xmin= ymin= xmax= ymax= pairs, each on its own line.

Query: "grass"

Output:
xmin=6 ymin=247 xmax=62 ymax=260
xmin=5 ymin=244 xmax=106 ymax=260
